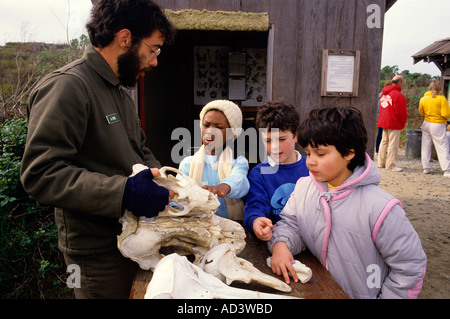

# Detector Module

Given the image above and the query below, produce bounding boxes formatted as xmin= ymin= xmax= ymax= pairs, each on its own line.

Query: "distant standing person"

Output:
xmin=376 ymin=80 xmax=392 ymax=153
xmin=447 ymin=124 xmax=450 ymax=154
xmin=377 ymin=75 xmax=407 ymax=172
xmin=418 ymin=80 xmax=450 ymax=177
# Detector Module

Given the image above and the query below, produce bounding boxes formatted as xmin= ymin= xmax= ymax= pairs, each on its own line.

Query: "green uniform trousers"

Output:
xmin=63 ymin=249 xmax=138 ymax=299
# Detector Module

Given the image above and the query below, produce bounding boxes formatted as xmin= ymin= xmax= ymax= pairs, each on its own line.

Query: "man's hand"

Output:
xmin=123 ymin=168 xmax=171 ymax=218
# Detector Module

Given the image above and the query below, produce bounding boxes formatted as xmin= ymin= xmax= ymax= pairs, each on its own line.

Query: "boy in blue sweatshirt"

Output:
xmin=243 ymin=101 xmax=309 ymax=240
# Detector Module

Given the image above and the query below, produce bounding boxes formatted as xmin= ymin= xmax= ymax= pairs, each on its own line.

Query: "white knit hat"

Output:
xmin=199 ymin=100 xmax=243 ymax=139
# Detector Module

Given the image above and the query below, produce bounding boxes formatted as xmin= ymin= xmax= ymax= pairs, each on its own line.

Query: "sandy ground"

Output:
xmin=375 ymin=148 xmax=449 ymax=299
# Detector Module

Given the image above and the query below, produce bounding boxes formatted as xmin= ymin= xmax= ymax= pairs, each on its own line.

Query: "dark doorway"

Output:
xmin=142 ymin=30 xmax=268 ymax=168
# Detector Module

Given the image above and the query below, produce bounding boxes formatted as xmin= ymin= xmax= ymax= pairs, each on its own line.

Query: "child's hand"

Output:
xmin=270 ymin=242 xmax=298 ymax=284
xmin=202 ymin=183 xmax=231 ymax=197
xmin=253 ymin=217 xmax=275 ymax=241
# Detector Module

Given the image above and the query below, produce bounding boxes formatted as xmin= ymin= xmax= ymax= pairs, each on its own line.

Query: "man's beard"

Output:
xmin=117 ymin=43 xmax=151 ymax=88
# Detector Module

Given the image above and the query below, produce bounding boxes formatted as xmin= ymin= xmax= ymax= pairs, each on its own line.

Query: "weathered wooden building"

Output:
xmin=139 ymin=0 xmax=396 ymax=167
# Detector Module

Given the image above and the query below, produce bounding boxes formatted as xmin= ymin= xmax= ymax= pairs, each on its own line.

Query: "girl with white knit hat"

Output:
xmin=178 ymin=100 xmax=250 ymax=220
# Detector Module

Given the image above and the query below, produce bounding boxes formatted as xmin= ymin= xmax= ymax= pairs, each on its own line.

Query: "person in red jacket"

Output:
xmin=377 ymin=75 xmax=407 ymax=171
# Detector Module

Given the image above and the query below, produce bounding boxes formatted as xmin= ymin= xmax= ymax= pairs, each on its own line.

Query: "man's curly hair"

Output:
xmin=86 ymin=0 xmax=176 ymax=48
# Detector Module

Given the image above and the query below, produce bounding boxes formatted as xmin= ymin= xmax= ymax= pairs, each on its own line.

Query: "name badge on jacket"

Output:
xmin=106 ymin=113 xmax=120 ymax=124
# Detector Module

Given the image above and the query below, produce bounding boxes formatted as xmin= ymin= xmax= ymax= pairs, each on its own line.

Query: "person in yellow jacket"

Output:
xmin=418 ymin=80 xmax=450 ymax=177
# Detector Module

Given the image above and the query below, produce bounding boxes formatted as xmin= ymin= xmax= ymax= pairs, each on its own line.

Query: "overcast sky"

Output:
xmin=0 ymin=0 xmax=448 ymax=76
xmin=381 ymin=0 xmax=450 ymax=76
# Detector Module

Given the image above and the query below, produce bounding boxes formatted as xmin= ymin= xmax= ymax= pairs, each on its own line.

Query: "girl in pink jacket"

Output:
xmin=269 ymin=107 xmax=427 ymax=298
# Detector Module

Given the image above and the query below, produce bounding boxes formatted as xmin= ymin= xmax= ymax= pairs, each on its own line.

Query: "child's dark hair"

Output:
xmin=298 ymin=106 xmax=367 ymax=171
xmin=87 ymin=0 xmax=176 ymax=48
xmin=255 ymin=100 xmax=300 ymax=136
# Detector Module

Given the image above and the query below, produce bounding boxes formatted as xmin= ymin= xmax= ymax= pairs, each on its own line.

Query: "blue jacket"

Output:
xmin=243 ymin=154 xmax=309 ymax=232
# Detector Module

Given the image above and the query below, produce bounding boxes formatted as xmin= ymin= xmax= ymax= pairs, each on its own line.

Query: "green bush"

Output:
xmin=0 ymin=118 xmax=70 ymax=298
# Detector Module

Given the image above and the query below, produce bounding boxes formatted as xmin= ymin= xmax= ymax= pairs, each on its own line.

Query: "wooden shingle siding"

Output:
xmin=152 ymin=0 xmax=388 ymax=159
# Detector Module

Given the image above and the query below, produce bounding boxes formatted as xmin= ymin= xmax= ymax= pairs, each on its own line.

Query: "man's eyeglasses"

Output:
xmin=141 ymin=40 xmax=161 ymax=59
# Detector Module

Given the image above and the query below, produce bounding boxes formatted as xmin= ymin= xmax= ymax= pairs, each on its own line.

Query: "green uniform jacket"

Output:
xmin=20 ymin=46 xmax=161 ymax=255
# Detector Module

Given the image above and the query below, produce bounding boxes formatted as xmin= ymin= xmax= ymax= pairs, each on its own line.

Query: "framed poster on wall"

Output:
xmin=321 ymin=49 xmax=360 ymax=97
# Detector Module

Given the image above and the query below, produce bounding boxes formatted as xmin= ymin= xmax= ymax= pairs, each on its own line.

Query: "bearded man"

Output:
xmin=20 ymin=0 xmax=176 ymax=298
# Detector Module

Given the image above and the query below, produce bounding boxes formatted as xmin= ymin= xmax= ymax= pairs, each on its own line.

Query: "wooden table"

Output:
xmin=129 ymin=231 xmax=348 ymax=299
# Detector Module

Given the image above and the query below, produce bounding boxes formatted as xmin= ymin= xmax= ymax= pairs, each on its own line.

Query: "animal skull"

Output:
xmin=133 ymin=165 xmax=221 ymax=217
xmin=118 ymin=165 xmax=302 ymax=295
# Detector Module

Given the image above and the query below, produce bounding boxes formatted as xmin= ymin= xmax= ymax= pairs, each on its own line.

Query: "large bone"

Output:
xmin=119 ymin=165 xmax=300 ymax=295
xmin=132 ymin=164 xmax=220 ymax=217
xmin=145 ymin=253 xmax=299 ymax=299
xmin=199 ymin=243 xmax=292 ymax=293
xmin=118 ymin=211 xmax=246 ymax=270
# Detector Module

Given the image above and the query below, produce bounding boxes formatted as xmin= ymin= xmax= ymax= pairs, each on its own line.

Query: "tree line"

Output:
xmin=0 ymin=35 xmax=89 ymax=122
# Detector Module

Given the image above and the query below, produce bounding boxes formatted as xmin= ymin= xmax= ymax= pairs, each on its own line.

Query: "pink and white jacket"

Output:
xmin=268 ymin=154 xmax=427 ymax=298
